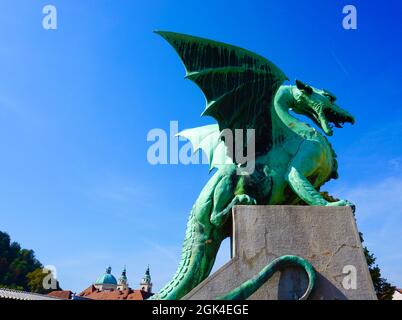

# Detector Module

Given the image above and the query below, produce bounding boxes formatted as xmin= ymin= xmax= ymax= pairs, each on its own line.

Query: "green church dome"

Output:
xmin=95 ymin=266 xmax=117 ymax=285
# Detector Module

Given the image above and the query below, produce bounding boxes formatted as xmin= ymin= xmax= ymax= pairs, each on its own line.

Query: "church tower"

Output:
xmin=117 ymin=266 xmax=129 ymax=291
xmin=139 ymin=266 xmax=152 ymax=293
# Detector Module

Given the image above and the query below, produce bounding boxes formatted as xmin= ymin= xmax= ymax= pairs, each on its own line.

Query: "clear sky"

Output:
xmin=0 ymin=0 xmax=401 ymax=293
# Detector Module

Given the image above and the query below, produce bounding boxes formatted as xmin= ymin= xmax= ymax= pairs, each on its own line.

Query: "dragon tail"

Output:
xmin=148 ymin=208 xmax=198 ymax=300
xmin=217 ymin=255 xmax=316 ymax=300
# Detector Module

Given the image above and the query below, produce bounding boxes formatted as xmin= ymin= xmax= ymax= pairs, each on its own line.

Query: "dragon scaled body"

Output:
xmin=151 ymin=31 xmax=355 ymax=300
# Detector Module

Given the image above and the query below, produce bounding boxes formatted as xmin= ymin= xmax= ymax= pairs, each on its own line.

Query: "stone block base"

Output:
xmin=183 ymin=205 xmax=376 ymax=300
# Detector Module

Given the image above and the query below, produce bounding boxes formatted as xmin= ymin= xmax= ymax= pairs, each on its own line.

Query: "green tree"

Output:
xmin=26 ymin=268 xmax=61 ymax=294
xmin=0 ymin=231 xmax=61 ymax=293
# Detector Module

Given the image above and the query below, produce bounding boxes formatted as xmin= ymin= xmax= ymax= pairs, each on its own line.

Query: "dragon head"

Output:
xmin=291 ymin=80 xmax=355 ymax=136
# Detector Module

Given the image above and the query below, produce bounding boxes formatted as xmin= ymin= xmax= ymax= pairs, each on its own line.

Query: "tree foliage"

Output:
xmin=27 ymin=268 xmax=61 ymax=294
xmin=0 ymin=231 xmax=60 ymax=293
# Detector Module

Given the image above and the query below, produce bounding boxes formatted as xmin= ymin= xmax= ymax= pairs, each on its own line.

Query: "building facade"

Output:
xmin=76 ymin=266 xmax=154 ymax=300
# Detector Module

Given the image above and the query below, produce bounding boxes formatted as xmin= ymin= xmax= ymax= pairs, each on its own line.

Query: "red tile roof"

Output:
xmin=77 ymin=285 xmax=153 ymax=300
xmin=48 ymin=290 xmax=73 ymax=300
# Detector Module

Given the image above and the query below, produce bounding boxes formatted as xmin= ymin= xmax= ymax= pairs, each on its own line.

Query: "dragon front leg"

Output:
xmin=287 ymin=166 xmax=327 ymax=205
xmin=286 ymin=167 xmax=355 ymax=211
xmin=286 ymin=141 xmax=355 ymax=211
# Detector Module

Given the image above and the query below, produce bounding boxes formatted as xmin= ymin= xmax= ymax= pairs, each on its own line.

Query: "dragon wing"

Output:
xmin=178 ymin=124 xmax=233 ymax=170
xmin=156 ymin=31 xmax=287 ymax=169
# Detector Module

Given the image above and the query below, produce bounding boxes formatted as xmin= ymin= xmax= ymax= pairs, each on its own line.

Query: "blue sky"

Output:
xmin=0 ymin=0 xmax=401 ymax=293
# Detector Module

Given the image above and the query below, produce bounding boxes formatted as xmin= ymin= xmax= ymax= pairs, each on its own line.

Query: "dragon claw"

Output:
xmin=327 ymin=199 xmax=356 ymax=213
xmin=234 ymin=194 xmax=257 ymax=205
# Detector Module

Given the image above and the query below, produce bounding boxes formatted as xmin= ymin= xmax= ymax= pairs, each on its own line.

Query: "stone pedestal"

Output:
xmin=183 ymin=205 xmax=376 ymax=300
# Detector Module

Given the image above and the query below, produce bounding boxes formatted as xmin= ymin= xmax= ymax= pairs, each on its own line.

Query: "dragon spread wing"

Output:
xmin=156 ymin=31 xmax=287 ymax=169
xmin=177 ymin=124 xmax=233 ymax=170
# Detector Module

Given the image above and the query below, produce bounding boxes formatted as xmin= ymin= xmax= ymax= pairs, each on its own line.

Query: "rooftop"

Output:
xmin=0 ymin=288 xmax=60 ymax=300
xmin=78 ymin=285 xmax=153 ymax=300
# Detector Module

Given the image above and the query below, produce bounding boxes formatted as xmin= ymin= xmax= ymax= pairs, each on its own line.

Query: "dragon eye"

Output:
xmin=323 ymin=90 xmax=336 ymax=103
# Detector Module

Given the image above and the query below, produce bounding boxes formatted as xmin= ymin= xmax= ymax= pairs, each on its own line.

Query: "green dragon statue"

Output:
xmin=151 ymin=31 xmax=355 ymax=300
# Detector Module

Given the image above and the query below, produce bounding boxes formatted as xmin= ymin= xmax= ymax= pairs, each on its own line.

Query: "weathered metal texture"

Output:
xmin=151 ymin=31 xmax=356 ymax=300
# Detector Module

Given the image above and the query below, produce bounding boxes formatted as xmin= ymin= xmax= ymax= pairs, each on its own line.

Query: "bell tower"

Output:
xmin=117 ymin=266 xmax=129 ymax=291
xmin=139 ymin=266 xmax=152 ymax=293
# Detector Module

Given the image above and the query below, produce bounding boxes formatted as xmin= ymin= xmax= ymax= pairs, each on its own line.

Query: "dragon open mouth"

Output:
xmin=317 ymin=105 xmax=355 ymax=136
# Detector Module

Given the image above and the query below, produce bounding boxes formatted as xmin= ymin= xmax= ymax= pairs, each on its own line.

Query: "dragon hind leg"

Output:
xmin=209 ymin=171 xmax=262 ymax=227
xmin=210 ymin=193 xmax=257 ymax=227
